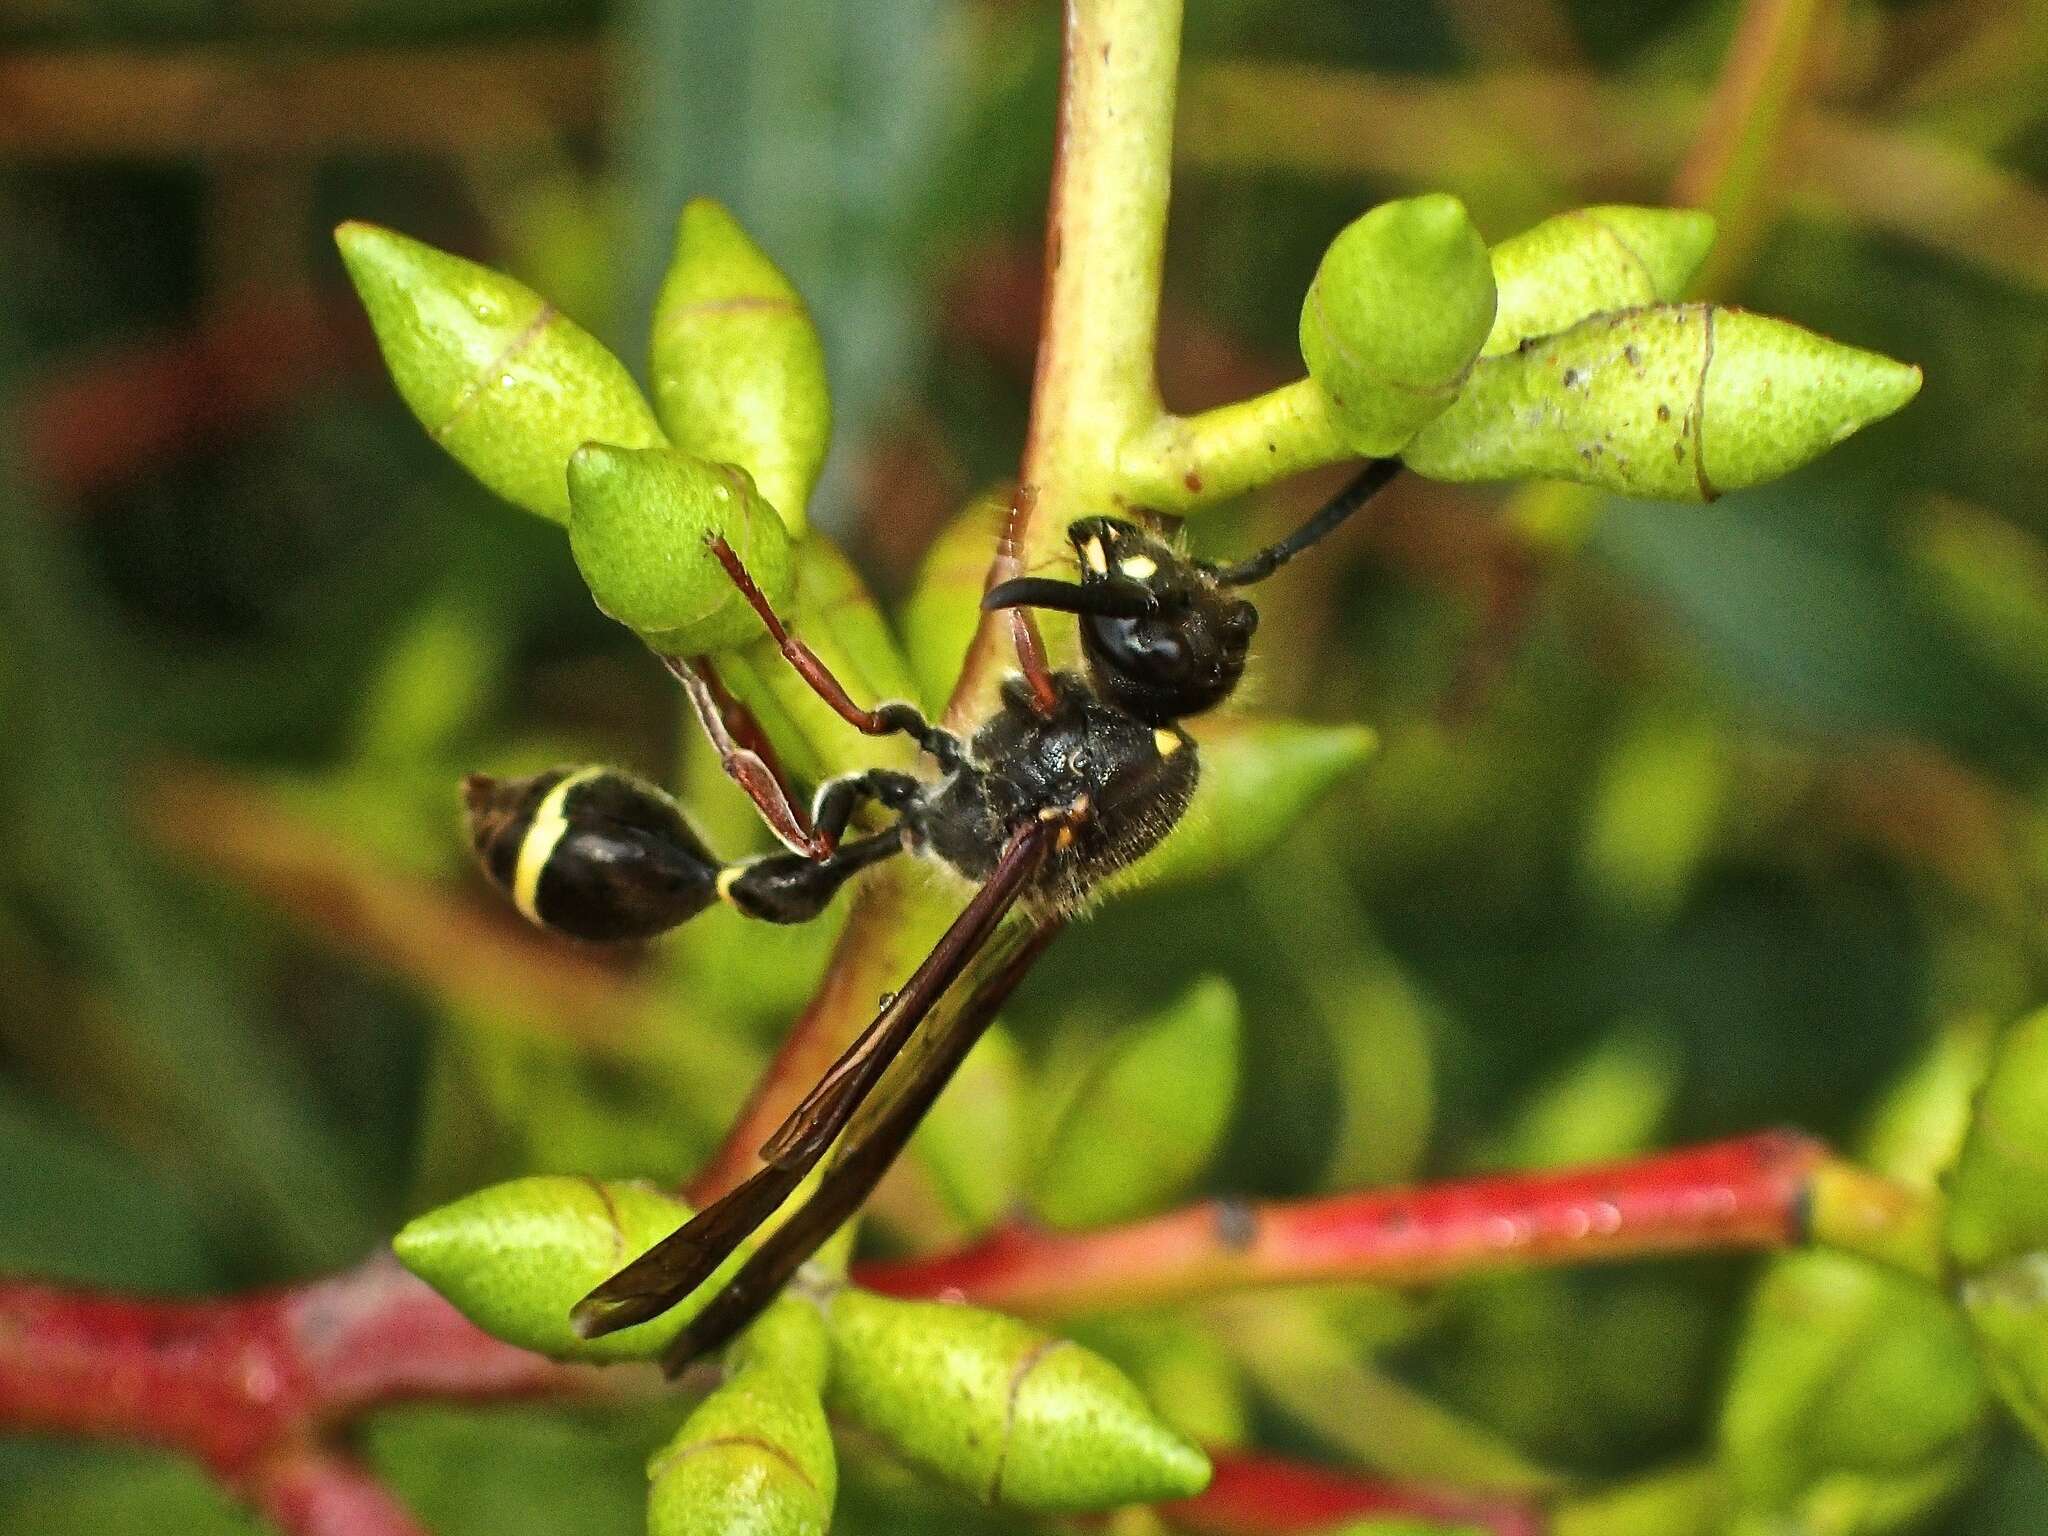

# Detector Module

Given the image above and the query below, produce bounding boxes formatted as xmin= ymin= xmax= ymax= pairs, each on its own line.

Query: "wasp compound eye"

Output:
xmin=1221 ymin=599 xmax=1259 ymax=645
xmin=1080 ymin=588 xmax=1253 ymax=725
xmin=463 ymin=768 xmax=723 ymax=942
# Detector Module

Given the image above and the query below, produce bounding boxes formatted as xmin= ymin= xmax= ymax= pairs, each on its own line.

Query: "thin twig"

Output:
xmin=857 ymin=1132 xmax=1834 ymax=1315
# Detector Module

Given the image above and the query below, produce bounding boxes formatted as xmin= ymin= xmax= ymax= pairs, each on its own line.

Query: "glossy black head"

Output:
xmin=1066 ymin=519 xmax=1258 ymax=724
xmin=983 ymin=519 xmax=1257 ymax=725
xmin=981 ymin=463 xmax=1403 ymax=726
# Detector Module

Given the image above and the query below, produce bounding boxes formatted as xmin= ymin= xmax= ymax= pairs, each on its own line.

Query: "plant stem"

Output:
xmin=698 ymin=0 xmax=1194 ymax=1203
xmin=249 ymin=1448 xmax=433 ymax=1536
xmin=950 ymin=0 xmax=1185 ymax=719
xmin=1671 ymin=0 xmax=1838 ymax=293
xmin=1548 ymin=1463 xmax=1724 ymax=1536
xmin=0 ymin=1256 xmax=596 ymax=1480
xmin=1118 ymin=377 xmax=1349 ymax=510
xmin=859 ymin=1132 xmax=1836 ymax=1314
xmin=1213 ymin=1297 xmax=1562 ymax=1494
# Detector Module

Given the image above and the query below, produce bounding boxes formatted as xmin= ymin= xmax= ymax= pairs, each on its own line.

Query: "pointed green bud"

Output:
xmin=392 ymin=1175 xmax=710 ymax=1362
xmin=1403 ymin=304 xmax=1921 ymax=501
xmin=566 ymin=444 xmax=797 ymax=655
xmin=1299 ymin=194 xmax=1496 ymax=455
xmin=649 ymin=200 xmax=831 ymax=534
xmin=1483 ymin=206 xmax=1716 ymax=357
xmin=646 ymin=1301 xmax=836 ymax=1536
xmin=1115 ymin=719 xmax=1375 ymax=895
xmin=1960 ymin=1254 xmax=2048 ymax=1451
xmin=825 ymin=1290 xmax=1210 ymax=1511
xmin=1860 ymin=1013 xmax=1995 ymax=1190
xmin=1032 ymin=977 xmax=1239 ymax=1229
xmin=1947 ymin=1006 xmax=2048 ymax=1273
xmin=335 ymin=222 xmax=663 ymax=524
xmin=1718 ymin=1252 xmax=1986 ymax=1520
xmin=1948 ymin=1008 xmax=2048 ymax=1446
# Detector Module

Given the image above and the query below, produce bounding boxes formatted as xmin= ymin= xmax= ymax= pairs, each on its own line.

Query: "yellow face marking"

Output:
xmin=715 ymin=864 xmax=746 ymax=906
xmin=1056 ymin=826 xmax=1076 ymax=850
xmin=512 ymin=767 xmax=604 ymax=924
xmin=1081 ymin=537 xmax=1109 ymax=575
xmin=1154 ymin=728 xmax=1183 ymax=757
xmin=1119 ymin=554 xmax=1158 ymax=581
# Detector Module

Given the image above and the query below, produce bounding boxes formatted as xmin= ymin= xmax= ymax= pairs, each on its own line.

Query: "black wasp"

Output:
xmin=463 ymin=458 xmax=1399 ymax=1370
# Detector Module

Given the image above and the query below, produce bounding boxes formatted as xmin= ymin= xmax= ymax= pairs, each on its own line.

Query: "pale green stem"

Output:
xmin=1807 ymin=1157 xmax=1948 ymax=1283
xmin=1117 ymin=377 xmax=1350 ymax=511
xmin=949 ymin=0 xmax=1185 ymax=719
xmin=1213 ymin=1298 xmax=1565 ymax=1495
xmin=1550 ymin=1463 xmax=1725 ymax=1536
xmin=1670 ymin=0 xmax=1838 ymax=294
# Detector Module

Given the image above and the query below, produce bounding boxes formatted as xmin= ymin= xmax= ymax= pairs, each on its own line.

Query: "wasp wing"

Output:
xmin=660 ymin=911 xmax=1063 ymax=1371
xmin=570 ymin=818 xmax=1056 ymax=1342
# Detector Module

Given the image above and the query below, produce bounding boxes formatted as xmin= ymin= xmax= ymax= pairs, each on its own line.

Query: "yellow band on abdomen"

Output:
xmin=512 ymin=767 xmax=604 ymax=924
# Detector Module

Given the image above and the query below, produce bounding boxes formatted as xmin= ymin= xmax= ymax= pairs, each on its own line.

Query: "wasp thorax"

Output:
xmin=1066 ymin=518 xmax=1258 ymax=726
xmin=462 ymin=767 xmax=724 ymax=942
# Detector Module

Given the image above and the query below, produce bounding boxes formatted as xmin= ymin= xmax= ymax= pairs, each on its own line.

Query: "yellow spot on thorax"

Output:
xmin=1153 ymin=728 xmax=1184 ymax=757
xmin=513 ymin=767 xmax=605 ymax=924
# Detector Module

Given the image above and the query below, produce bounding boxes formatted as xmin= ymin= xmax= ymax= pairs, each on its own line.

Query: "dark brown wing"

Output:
xmin=659 ymin=913 xmax=1064 ymax=1372
xmin=568 ymin=818 xmax=1057 ymax=1342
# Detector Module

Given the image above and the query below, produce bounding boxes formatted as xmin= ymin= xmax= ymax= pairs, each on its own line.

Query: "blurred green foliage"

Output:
xmin=2 ymin=0 xmax=2046 ymax=1533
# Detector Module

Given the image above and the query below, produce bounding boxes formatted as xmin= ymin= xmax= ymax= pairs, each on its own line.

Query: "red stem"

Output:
xmin=0 ymin=1255 xmax=583 ymax=1479
xmin=0 ymin=1133 xmax=1825 ymax=1531
xmin=858 ymin=1132 xmax=1825 ymax=1315
xmin=250 ymin=1447 xmax=433 ymax=1536
xmin=1166 ymin=1451 xmax=1547 ymax=1536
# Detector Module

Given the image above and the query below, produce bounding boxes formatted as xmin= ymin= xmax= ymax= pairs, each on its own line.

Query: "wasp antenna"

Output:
xmin=1213 ymin=458 xmax=1401 ymax=587
xmin=982 ymin=575 xmax=1155 ymax=617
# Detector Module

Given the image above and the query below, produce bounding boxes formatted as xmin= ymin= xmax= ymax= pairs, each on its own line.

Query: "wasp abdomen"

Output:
xmin=463 ymin=768 xmax=722 ymax=942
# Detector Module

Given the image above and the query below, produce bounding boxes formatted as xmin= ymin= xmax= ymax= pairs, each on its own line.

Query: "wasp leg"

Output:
xmin=662 ymin=653 xmax=826 ymax=857
xmin=721 ymin=831 xmax=903 ymax=924
xmin=705 ymin=536 xmax=966 ymax=768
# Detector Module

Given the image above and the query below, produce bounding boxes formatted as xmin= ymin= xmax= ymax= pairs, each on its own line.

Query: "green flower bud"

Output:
xmin=1114 ymin=718 xmax=1375 ymax=895
xmin=649 ymin=199 xmax=831 ymax=534
xmin=1718 ymin=1252 xmax=1986 ymax=1525
xmin=1860 ymin=1013 xmax=1995 ymax=1190
xmin=1961 ymin=1254 xmax=2048 ymax=1450
xmin=1299 ymin=194 xmax=1496 ymax=455
xmin=647 ymin=1301 xmax=836 ymax=1536
xmin=567 ymin=444 xmax=797 ymax=655
xmin=393 ymin=1175 xmax=711 ymax=1362
xmin=335 ymin=222 xmax=664 ymax=524
xmin=1032 ymin=977 xmax=1239 ymax=1229
xmin=1947 ymin=1008 xmax=2048 ymax=1447
xmin=1947 ymin=1006 xmax=2048 ymax=1273
xmin=825 ymin=1289 xmax=1209 ymax=1511
xmin=1484 ymin=206 xmax=1716 ymax=357
xmin=1402 ymin=304 xmax=1922 ymax=501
